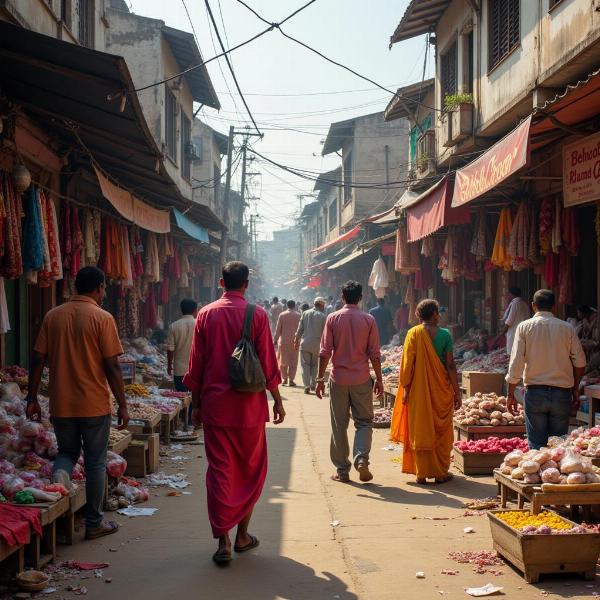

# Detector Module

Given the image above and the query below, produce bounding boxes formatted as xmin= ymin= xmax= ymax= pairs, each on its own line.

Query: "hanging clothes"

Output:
xmin=544 ymin=251 xmax=559 ymax=288
xmin=38 ymin=190 xmax=51 ymax=275
xmin=439 ymin=231 xmax=459 ymax=284
xmin=131 ymin=227 xmax=144 ymax=278
xmin=470 ymin=208 xmax=489 ymax=262
xmin=508 ymin=202 xmax=529 ymax=271
xmin=539 ymin=196 xmax=554 ymax=255
xmin=395 ymin=221 xmax=420 ymax=275
xmin=22 ymin=187 xmax=44 ymax=283
xmin=421 ymin=236 xmax=435 ymax=258
xmin=368 ymin=257 xmax=389 ymax=299
xmin=83 ymin=209 xmax=99 ymax=266
xmin=38 ymin=192 xmax=62 ymax=287
xmin=120 ymin=225 xmax=134 ymax=287
xmin=179 ymin=248 xmax=191 ymax=288
xmin=404 ymin=275 xmax=417 ymax=325
xmin=415 ymin=256 xmax=433 ymax=290
xmin=145 ymin=232 xmax=160 ymax=283
xmin=491 ymin=207 xmax=513 ymax=271
xmin=126 ymin=287 xmax=141 ymax=338
xmin=562 ymin=207 xmax=580 ymax=256
xmin=558 ymin=247 xmax=573 ymax=306
xmin=456 ymin=228 xmax=480 ymax=281
xmin=551 ymin=195 xmax=562 ymax=254
xmin=0 ymin=277 xmax=10 ymax=334
xmin=527 ymin=202 xmax=541 ymax=265
xmin=70 ymin=206 xmax=83 ymax=278
xmin=143 ymin=285 xmax=158 ymax=329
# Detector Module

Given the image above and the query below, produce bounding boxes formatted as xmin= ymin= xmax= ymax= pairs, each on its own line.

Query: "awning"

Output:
xmin=389 ymin=0 xmax=451 ymax=46
xmin=173 ymin=208 xmax=209 ymax=244
xmin=328 ymin=246 xmax=375 ymax=270
xmin=451 ymin=116 xmax=532 ymax=208
xmin=283 ymin=277 xmax=300 ymax=286
xmin=384 ymin=79 xmax=435 ymax=123
xmin=94 ymin=166 xmax=171 ymax=233
xmin=369 ymin=189 xmax=421 ymax=225
xmin=406 ymin=177 xmax=469 ymax=242
xmin=310 ymin=225 xmax=362 ymax=254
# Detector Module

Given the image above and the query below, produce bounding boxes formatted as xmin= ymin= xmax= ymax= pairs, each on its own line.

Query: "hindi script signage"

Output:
xmin=563 ymin=131 xmax=600 ymax=207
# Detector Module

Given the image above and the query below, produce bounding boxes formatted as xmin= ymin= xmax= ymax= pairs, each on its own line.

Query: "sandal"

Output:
xmin=416 ymin=478 xmax=428 ymax=485
xmin=212 ymin=548 xmax=233 ymax=565
xmin=85 ymin=520 xmax=119 ymax=540
xmin=234 ymin=534 xmax=260 ymax=553
xmin=331 ymin=473 xmax=350 ymax=483
xmin=434 ymin=473 xmax=454 ymax=484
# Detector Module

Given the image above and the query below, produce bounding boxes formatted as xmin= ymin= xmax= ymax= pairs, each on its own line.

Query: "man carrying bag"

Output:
xmin=183 ymin=261 xmax=285 ymax=565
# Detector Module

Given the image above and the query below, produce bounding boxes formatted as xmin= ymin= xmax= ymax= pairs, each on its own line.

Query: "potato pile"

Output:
xmin=109 ymin=428 xmax=129 ymax=446
xmin=455 ymin=392 xmax=524 ymax=427
xmin=112 ymin=401 xmax=160 ymax=421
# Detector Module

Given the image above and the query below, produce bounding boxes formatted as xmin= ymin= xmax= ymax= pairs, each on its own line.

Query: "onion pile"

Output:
xmin=454 ymin=393 xmax=524 ymax=427
xmin=454 ymin=437 xmax=529 ymax=454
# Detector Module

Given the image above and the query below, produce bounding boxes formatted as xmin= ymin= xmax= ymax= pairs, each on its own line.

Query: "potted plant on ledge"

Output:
xmin=444 ymin=92 xmax=473 ymax=145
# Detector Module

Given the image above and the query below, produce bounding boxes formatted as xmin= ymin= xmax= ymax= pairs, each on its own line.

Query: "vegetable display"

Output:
xmin=454 ymin=437 xmax=529 ymax=454
xmin=455 ymin=393 xmax=525 ymax=427
xmin=495 ymin=510 xmax=590 ymax=535
xmin=125 ymin=383 xmax=150 ymax=398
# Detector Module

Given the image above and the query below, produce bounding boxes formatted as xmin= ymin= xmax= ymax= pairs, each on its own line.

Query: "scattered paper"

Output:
xmin=42 ymin=588 xmax=57 ymax=595
xmin=464 ymin=527 xmax=475 ymax=534
xmin=381 ymin=445 xmax=397 ymax=451
xmin=171 ymin=455 xmax=189 ymax=461
xmin=146 ymin=472 xmax=189 ymax=489
xmin=170 ymin=444 xmax=184 ymax=450
xmin=182 ymin=491 xmax=192 ymax=495
xmin=441 ymin=569 xmax=459 ymax=575
xmin=330 ymin=520 xmax=340 ymax=527
xmin=416 ymin=572 xmax=425 ymax=579
xmin=117 ymin=507 xmax=158 ymax=517
xmin=465 ymin=584 xmax=503 ymax=597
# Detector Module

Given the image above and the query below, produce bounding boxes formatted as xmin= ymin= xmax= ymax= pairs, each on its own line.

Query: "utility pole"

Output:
xmin=236 ymin=140 xmax=247 ymax=260
xmin=219 ymin=125 xmax=235 ymax=268
xmin=296 ymin=194 xmax=316 ymax=274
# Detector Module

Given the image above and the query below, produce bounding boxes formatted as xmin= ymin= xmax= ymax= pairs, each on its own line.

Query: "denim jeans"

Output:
xmin=52 ymin=415 xmax=111 ymax=529
xmin=174 ymin=376 xmax=192 ymax=425
xmin=524 ymin=386 xmax=572 ymax=450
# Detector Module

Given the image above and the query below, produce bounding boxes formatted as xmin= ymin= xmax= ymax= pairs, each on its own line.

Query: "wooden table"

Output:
xmin=583 ymin=384 xmax=600 ymax=427
xmin=494 ymin=469 xmax=600 ymax=516
xmin=161 ymin=409 xmax=179 ymax=444
xmin=108 ymin=430 xmax=132 ymax=455
xmin=454 ymin=422 xmax=526 ymax=442
xmin=24 ymin=496 xmax=70 ymax=568
xmin=59 ymin=484 xmax=86 ymax=545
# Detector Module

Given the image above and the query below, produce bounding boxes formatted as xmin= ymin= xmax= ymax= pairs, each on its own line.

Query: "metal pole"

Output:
xmin=219 ymin=125 xmax=235 ymax=267
xmin=236 ymin=141 xmax=248 ymax=260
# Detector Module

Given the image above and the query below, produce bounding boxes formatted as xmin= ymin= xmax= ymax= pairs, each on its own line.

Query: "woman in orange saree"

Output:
xmin=390 ymin=299 xmax=462 ymax=483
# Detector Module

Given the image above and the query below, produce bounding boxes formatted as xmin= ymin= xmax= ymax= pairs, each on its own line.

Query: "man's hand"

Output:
xmin=117 ymin=405 xmax=130 ymax=430
xmin=373 ymin=379 xmax=383 ymax=398
xmin=402 ymin=387 xmax=410 ymax=406
xmin=191 ymin=407 xmax=202 ymax=428
xmin=315 ymin=381 xmax=326 ymax=399
xmin=454 ymin=390 xmax=462 ymax=410
xmin=26 ymin=397 xmax=42 ymax=422
xmin=571 ymin=389 xmax=581 ymax=413
xmin=507 ymin=394 xmax=519 ymax=416
xmin=167 ymin=365 xmax=173 ymax=376
xmin=273 ymin=401 xmax=286 ymax=424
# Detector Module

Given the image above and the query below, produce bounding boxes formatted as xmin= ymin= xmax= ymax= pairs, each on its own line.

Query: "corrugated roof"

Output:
xmin=313 ymin=167 xmax=342 ymax=191
xmin=321 ymin=118 xmax=355 ymax=156
xmin=300 ymin=201 xmax=320 ymax=219
xmin=390 ymin=0 xmax=450 ymax=46
xmin=162 ymin=26 xmax=220 ymax=109
xmin=384 ymin=78 xmax=435 ymax=122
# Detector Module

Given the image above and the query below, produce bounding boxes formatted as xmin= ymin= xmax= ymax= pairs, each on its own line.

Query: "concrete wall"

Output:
xmin=191 ymin=120 xmax=224 ymax=214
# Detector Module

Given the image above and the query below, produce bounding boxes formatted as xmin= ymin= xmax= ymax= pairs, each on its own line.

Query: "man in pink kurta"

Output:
xmin=183 ymin=262 xmax=285 ymax=565
xmin=274 ymin=300 xmax=301 ymax=387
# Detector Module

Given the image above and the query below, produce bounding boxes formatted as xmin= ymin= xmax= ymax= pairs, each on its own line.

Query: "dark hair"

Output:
xmin=301 ymin=303 xmax=309 ymax=311
xmin=287 ymin=300 xmax=296 ymax=309
xmin=578 ymin=305 xmax=595 ymax=318
xmin=180 ymin=298 xmax=198 ymax=315
xmin=342 ymin=281 xmax=362 ymax=305
xmin=75 ymin=266 xmax=105 ymax=294
xmin=416 ymin=299 xmax=440 ymax=322
xmin=272 ymin=296 xmax=279 ymax=304
xmin=328 ymin=296 xmax=333 ymax=302
xmin=509 ymin=286 xmax=522 ymax=297
xmin=533 ymin=289 xmax=555 ymax=310
xmin=377 ymin=298 xmax=385 ymax=305
xmin=222 ymin=261 xmax=249 ymax=291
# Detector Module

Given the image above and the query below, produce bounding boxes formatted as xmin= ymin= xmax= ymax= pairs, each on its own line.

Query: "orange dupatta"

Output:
xmin=389 ymin=325 xmax=454 ymax=476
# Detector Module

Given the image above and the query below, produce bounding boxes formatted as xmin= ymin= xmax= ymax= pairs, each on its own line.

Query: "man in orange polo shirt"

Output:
xmin=26 ymin=266 xmax=129 ymax=540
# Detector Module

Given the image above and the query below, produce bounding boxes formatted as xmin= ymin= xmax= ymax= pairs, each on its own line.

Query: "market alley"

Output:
xmin=50 ymin=387 xmax=596 ymax=600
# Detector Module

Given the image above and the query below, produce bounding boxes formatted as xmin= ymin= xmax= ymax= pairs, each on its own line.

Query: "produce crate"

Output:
xmin=453 ymin=447 xmax=507 ymax=475
xmin=25 ymin=496 xmax=70 ymax=568
xmin=58 ymin=484 xmax=86 ymax=545
xmin=125 ymin=412 xmax=161 ymax=436
xmin=160 ymin=409 xmax=179 ymax=444
xmin=133 ymin=432 xmax=160 ymax=474
xmin=123 ymin=439 xmax=149 ymax=478
xmin=462 ymin=371 xmax=505 ymax=396
xmin=108 ymin=430 xmax=132 ymax=455
xmin=488 ymin=509 xmax=600 ymax=583
xmin=453 ymin=421 xmax=527 ymax=442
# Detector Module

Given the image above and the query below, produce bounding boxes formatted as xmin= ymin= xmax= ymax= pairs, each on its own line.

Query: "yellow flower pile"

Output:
xmin=124 ymin=383 xmax=150 ymax=398
xmin=496 ymin=511 xmax=570 ymax=531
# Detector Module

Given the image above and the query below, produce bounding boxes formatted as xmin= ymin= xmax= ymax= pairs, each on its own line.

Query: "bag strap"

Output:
xmin=242 ymin=303 xmax=255 ymax=340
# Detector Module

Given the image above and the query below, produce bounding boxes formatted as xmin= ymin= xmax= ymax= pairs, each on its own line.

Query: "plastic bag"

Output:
xmin=0 ymin=459 xmax=15 ymax=474
xmin=1 ymin=475 xmax=25 ymax=500
xmin=20 ymin=421 xmax=43 ymax=438
xmin=504 ymin=450 xmax=524 ymax=467
xmin=559 ymin=448 xmax=584 ymax=474
xmin=541 ymin=468 xmax=561 ymax=483
xmin=566 ymin=472 xmax=586 ymax=484
xmin=106 ymin=451 xmax=127 ymax=479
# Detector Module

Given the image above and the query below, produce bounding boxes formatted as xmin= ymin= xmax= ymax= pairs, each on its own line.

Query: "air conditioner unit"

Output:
xmin=186 ymin=141 xmax=202 ymax=161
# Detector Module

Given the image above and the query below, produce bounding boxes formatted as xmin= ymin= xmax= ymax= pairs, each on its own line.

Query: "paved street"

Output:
xmin=57 ymin=387 xmax=597 ymax=600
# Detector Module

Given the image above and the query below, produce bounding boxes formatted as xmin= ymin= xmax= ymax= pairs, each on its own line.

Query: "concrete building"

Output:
xmin=321 ymin=111 xmax=410 ymax=231
xmin=388 ymin=0 xmax=600 ymax=172
xmin=105 ymin=3 xmax=220 ymax=201
xmin=258 ymin=227 xmax=301 ymax=293
xmin=1 ymin=0 xmax=108 ymax=49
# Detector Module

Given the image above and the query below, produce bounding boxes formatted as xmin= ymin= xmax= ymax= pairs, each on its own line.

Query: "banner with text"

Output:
xmin=563 ymin=131 xmax=600 ymax=207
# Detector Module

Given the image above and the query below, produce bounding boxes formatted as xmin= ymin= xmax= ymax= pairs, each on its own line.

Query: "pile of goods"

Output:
xmin=454 ymin=437 xmax=529 ymax=454
xmin=113 ymin=402 xmax=161 ymax=422
xmin=567 ymin=426 xmax=600 ymax=458
xmin=121 ymin=383 xmax=183 ymax=415
xmin=121 ymin=338 xmax=169 ymax=380
xmin=494 ymin=510 xmax=590 ymax=535
xmin=380 ymin=346 xmax=402 ymax=386
xmin=457 ymin=349 xmax=509 ymax=374
xmin=455 ymin=393 xmax=525 ymax=427
xmin=125 ymin=383 xmax=150 ymax=398
xmin=160 ymin=390 xmax=188 ymax=399
xmin=105 ymin=473 xmax=149 ymax=511
xmin=498 ymin=446 xmax=600 ymax=485
xmin=373 ymin=408 xmax=392 ymax=426
xmin=0 ymin=365 xmax=28 ymax=389
xmin=109 ymin=428 xmax=130 ymax=446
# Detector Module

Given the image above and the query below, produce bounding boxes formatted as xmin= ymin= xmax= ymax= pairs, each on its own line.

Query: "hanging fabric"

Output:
xmin=145 ymin=232 xmax=160 ymax=283
xmin=0 ymin=277 xmax=10 ymax=334
xmin=508 ymin=202 xmax=529 ymax=271
xmin=527 ymin=202 xmax=541 ymax=265
xmin=544 ymin=251 xmax=559 ymax=288
xmin=395 ymin=221 xmax=420 ymax=274
xmin=456 ymin=227 xmax=481 ymax=281
xmin=415 ymin=256 xmax=433 ymax=290
xmin=404 ymin=275 xmax=417 ymax=325
xmin=38 ymin=192 xmax=62 ymax=287
xmin=562 ymin=207 xmax=580 ymax=256
xmin=470 ymin=208 xmax=489 ymax=261
xmin=368 ymin=256 xmax=389 ymax=299
xmin=143 ymin=285 xmax=158 ymax=329
xmin=491 ymin=207 xmax=513 ymax=271
xmin=539 ymin=196 xmax=554 ymax=255
xmin=22 ymin=187 xmax=43 ymax=283
xmin=439 ymin=231 xmax=459 ymax=284
xmin=179 ymin=247 xmax=191 ymax=288
xmin=558 ymin=247 xmax=573 ymax=305
xmin=551 ymin=195 xmax=562 ymax=254
xmin=421 ymin=236 xmax=435 ymax=258
xmin=70 ymin=206 xmax=83 ymax=278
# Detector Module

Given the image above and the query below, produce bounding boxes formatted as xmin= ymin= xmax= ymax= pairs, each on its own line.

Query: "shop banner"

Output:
xmin=452 ymin=116 xmax=532 ymax=207
xmin=563 ymin=131 xmax=600 ymax=207
xmin=94 ymin=166 xmax=134 ymax=221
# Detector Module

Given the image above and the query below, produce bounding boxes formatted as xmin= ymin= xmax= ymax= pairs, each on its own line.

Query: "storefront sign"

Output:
xmin=452 ymin=116 xmax=532 ymax=207
xmin=563 ymin=131 xmax=600 ymax=206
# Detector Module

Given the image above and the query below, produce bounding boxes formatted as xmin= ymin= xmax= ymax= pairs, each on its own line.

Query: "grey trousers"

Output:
xmin=300 ymin=350 xmax=318 ymax=388
xmin=329 ymin=379 xmax=374 ymax=475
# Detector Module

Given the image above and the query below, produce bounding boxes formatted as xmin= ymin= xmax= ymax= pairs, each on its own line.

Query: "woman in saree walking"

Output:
xmin=390 ymin=299 xmax=462 ymax=483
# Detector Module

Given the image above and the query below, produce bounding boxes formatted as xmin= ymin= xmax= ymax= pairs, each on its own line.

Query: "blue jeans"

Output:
xmin=174 ymin=376 xmax=192 ymax=425
xmin=52 ymin=415 xmax=111 ymax=529
xmin=524 ymin=386 xmax=572 ymax=450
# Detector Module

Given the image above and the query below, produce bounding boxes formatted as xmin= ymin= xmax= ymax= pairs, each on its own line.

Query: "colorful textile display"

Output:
xmin=491 ymin=207 xmax=513 ymax=270
xmin=551 ymin=195 xmax=562 ymax=254
xmin=144 ymin=232 xmax=160 ymax=283
xmin=395 ymin=222 xmax=420 ymax=275
xmin=562 ymin=207 xmax=580 ymax=256
xmin=508 ymin=202 xmax=529 ymax=271
xmin=539 ymin=196 xmax=553 ymax=255
xmin=369 ymin=257 xmax=390 ymax=299
xmin=544 ymin=251 xmax=559 ymax=288
xmin=0 ymin=173 xmax=23 ymax=280
xmin=38 ymin=192 xmax=62 ymax=287
xmin=22 ymin=187 xmax=43 ymax=278
xmin=527 ymin=202 xmax=541 ymax=265
xmin=470 ymin=208 xmax=489 ymax=261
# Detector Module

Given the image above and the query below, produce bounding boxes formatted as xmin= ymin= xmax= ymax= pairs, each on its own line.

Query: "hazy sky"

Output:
xmin=128 ymin=0 xmax=431 ymax=239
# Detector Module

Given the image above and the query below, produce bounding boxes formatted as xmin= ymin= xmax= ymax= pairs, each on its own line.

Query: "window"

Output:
xmin=441 ymin=41 xmax=458 ymax=108
xmin=165 ymin=87 xmax=177 ymax=161
xmin=462 ymin=31 xmax=474 ymax=94
xmin=489 ymin=0 xmax=520 ymax=71
xmin=328 ymin=198 xmax=338 ymax=231
xmin=180 ymin=114 xmax=191 ymax=181
xmin=343 ymin=152 xmax=352 ymax=205
xmin=78 ymin=0 xmax=93 ymax=48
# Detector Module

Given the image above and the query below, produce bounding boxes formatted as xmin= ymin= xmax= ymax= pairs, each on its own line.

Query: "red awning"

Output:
xmin=451 ymin=116 xmax=532 ymax=208
xmin=310 ymin=224 xmax=361 ymax=254
xmin=406 ymin=177 xmax=470 ymax=242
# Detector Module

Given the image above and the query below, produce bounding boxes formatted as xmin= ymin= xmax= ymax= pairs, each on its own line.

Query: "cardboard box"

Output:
xmin=462 ymin=371 xmax=505 ymax=397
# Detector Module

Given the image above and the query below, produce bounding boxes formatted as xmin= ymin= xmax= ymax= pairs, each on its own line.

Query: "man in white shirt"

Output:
xmin=506 ymin=289 xmax=586 ymax=449
xmin=501 ymin=286 xmax=530 ymax=355
xmin=167 ymin=299 xmax=198 ymax=426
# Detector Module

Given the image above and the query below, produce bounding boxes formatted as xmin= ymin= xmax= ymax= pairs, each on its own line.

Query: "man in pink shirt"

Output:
xmin=183 ymin=262 xmax=285 ymax=565
xmin=274 ymin=300 xmax=301 ymax=386
xmin=316 ymin=281 xmax=383 ymax=483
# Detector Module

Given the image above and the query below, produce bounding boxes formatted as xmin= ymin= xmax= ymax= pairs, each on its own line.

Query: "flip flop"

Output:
xmin=234 ymin=535 xmax=260 ymax=553
xmin=416 ymin=478 xmax=428 ymax=485
xmin=85 ymin=520 xmax=119 ymax=540
xmin=356 ymin=462 xmax=373 ymax=483
xmin=331 ymin=473 xmax=350 ymax=483
xmin=434 ymin=473 xmax=454 ymax=484
xmin=212 ymin=548 xmax=233 ymax=565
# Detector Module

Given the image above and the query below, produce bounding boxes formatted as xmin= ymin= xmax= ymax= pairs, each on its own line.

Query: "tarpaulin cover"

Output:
xmin=173 ymin=208 xmax=209 ymax=244
xmin=406 ymin=177 xmax=470 ymax=242
xmin=310 ymin=225 xmax=361 ymax=254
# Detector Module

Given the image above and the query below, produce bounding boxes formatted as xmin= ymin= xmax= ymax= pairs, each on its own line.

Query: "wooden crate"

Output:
xmin=453 ymin=447 xmax=507 ymax=475
xmin=25 ymin=496 xmax=70 ymax=568
xmin=108 ymin=430 xmax=132 ymax=455
xmin=488 ymin=509 xmax=600 ymax=583
xmin=123 ymin=439 xmax=148 ymax=478
xmin=454 ymin=421 xmax=526 ymax=442
xmin=160 ymin=409 xmax=179 ymax=444
xmin=133 ymin=432 xmax=160 ymax=474
xmin=125 ymin=412 xmax=161 ymax=436
xmin=58 ymin=484 xmax=86 ymax=545
xmin=462 ymin=371 xmax=505 ymax=397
